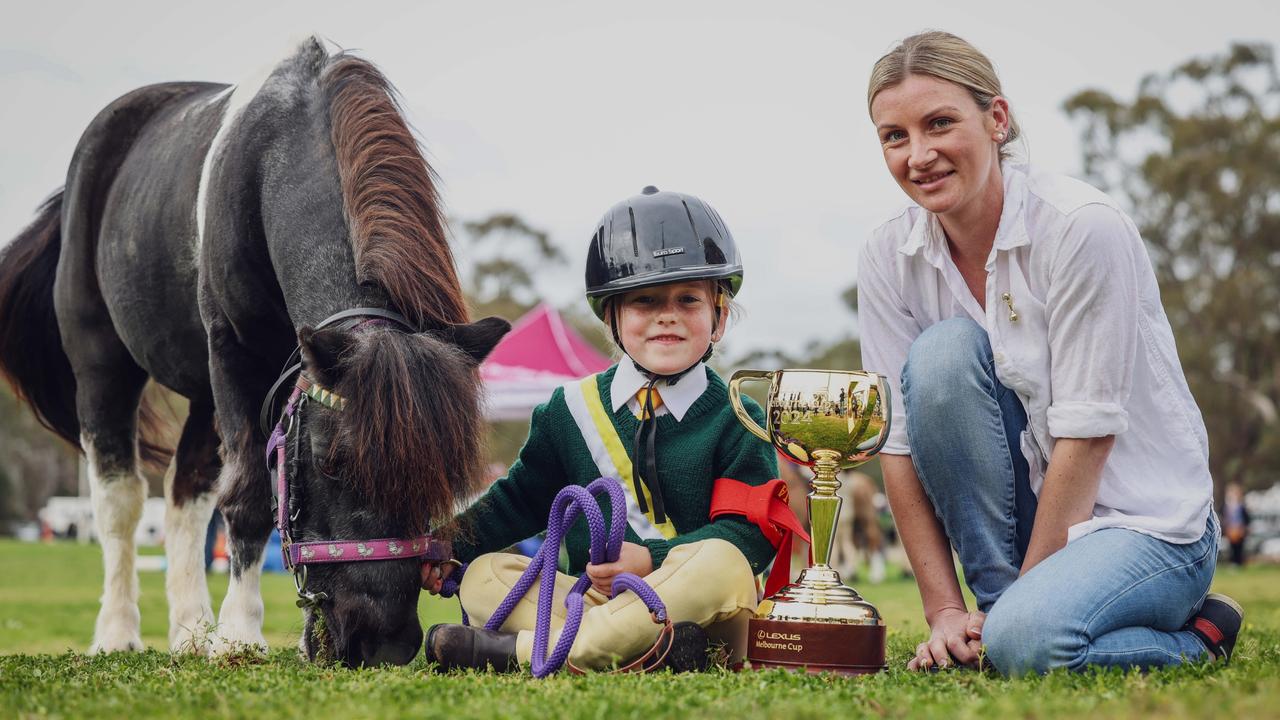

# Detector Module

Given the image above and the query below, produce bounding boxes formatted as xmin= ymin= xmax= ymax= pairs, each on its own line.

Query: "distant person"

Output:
xmin=858 ymin=31 xmax=1242 ymax=675
xmin=1223 ymin=483 xmax=1250 ymax=566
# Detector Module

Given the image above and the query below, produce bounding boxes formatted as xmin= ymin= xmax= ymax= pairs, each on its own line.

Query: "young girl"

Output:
xmin=421 ymin=186 xmax=785 ymax=672
xmin=859 ymin=31 xmax=1241 ymax=675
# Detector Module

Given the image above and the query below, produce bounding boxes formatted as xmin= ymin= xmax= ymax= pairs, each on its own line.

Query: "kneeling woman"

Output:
xmin=857 ymin=32 xmax=1241 ymax=675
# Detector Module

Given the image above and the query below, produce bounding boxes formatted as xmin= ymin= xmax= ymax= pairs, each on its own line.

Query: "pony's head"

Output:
xmin=254 ymin=45 xmax=513 ymax=666
xmin=290 ymin=316 xmax=508 ymax=666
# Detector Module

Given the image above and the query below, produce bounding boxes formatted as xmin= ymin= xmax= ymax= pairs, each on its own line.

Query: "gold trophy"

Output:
xmin=729 ymin=369 xmax=890 ymax=675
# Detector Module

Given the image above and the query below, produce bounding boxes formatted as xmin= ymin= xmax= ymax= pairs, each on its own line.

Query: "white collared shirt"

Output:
xmin=611 ymin=356 xmax=708 ymax=422
xmin=858 ymin=163 xmax=1212 ymax=544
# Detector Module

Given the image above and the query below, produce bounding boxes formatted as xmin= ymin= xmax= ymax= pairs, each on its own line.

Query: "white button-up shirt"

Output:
xmin=611 ymin=356 xmax=708 ymax=421
xmin=858 ymin=164 xmax=1212 ymax=544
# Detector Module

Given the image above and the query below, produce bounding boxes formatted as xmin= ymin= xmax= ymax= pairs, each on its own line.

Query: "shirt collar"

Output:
xmin=611 ymin=356 xmax=708 ymax=421
xmin=897 ymin=161 xmax=1031 ymax=264
xmin=992 ymin=164 xmax=1030 ymax=252
xmin=896 ymin=211 xmax=945 ymax=266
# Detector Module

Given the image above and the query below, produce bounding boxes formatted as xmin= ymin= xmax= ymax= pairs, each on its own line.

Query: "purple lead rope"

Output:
xmin=456 ymin=477 xmax=667 ymax=677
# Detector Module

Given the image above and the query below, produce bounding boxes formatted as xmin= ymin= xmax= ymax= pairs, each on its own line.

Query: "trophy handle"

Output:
xmin=848 ymin=383 xmax=878 ymax=450
xmin=849 ymin=377 xmax=891 ymax=462
xmin=728 ymin=370 xmax=773 ymax=445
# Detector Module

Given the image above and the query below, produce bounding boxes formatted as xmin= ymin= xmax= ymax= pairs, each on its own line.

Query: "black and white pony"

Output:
xmin=0 ymin=37 xmax=508 ymax=666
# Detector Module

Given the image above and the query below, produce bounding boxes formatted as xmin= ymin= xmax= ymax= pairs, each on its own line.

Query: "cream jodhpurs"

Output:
xmin=459 ymin=538 xmax=758 ymax=670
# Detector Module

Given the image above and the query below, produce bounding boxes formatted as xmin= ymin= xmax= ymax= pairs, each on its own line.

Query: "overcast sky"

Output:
xmin=2 ymin=1 xmax=1277 ymax=360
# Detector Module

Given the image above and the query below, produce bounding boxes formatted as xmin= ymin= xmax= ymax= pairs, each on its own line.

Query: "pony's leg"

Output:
xmin=205 ymin=326 xmax=272 ymax=654
xmin=210 ymin=437 xmax=271 ymax=654
xmin=865 ymin=508 xmax=886 ymax=584
xmin=837 ymin=531 xmax=859 ymax=582
xmin=164 ymin=397 xmax=220 ymax=653
xmin=77 ymin=368 xmax=151 ymax=654
xmin=868 ymin=547 xmax=887 ymax=584
xmin=209 ymin=427 xmax=270 ymax=656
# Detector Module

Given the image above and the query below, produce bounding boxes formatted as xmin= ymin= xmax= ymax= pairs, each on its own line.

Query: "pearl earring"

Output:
xmin=995 ymin=131 xmax=1006 ymax=142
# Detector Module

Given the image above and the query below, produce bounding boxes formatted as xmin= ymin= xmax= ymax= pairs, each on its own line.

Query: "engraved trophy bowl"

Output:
xmin=729 ymin=368 xmax=891 ymax=675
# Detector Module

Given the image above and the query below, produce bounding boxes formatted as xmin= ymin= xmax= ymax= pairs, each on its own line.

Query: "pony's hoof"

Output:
xmin=91 ymin=606 xmax=143 ymax=653
xmin=89 ymin=634 xmax=144 ymax=654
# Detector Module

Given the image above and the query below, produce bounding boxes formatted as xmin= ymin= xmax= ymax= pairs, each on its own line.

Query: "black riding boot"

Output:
xmin=424 ymin=624 xmax=520 ymax=672
xmin=647 ymin=621 xmax=712 ymax=672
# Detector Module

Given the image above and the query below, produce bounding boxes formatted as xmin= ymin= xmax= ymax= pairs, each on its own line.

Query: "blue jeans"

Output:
xmin=901 ymin=318 xmax=1217 ymax=675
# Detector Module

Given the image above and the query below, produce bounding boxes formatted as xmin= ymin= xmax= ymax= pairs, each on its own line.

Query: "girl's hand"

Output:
xmin=585 ymin=542 xmax=654 ymax=596
xmin=908 ymin=608 xmax=985 ymax=670
xmin=420 ymin=560 xmax=457 ymax=595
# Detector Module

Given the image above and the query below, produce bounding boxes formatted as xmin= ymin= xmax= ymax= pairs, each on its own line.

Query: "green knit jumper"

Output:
xmin=451 ymin=364 xmax=779 ymax=575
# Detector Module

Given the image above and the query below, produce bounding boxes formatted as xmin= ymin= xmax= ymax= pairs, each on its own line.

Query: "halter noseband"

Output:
xmin=262 ymin=308 xmax=450 ymax=608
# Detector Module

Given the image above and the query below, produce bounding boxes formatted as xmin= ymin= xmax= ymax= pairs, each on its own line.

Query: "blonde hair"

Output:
xmin=868 ymin=31 xmax=1021 ymax=159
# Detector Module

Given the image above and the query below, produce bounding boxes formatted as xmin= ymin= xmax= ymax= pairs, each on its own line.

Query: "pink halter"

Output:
xmin=260 ymin=307 xmax=451 ymax=606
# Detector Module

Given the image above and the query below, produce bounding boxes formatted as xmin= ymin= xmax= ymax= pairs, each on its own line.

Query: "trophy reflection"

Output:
xmin=729 ymin=369 xmax=891 ymax=675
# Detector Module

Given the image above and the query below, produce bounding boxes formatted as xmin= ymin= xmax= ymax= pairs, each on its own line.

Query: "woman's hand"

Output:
xmin=882 ymin=455 xmax=984 ymax=671
xmin=585 ymin=542 xmax=654 ymax=596
xmin=908 ymin=608 xmax=986 ymax=670
xmin=420 ymin=560 xmax=457 ymax=595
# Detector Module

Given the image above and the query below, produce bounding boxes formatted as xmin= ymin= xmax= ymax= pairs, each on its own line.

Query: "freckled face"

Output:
xmin=613 ymin=281 xmax=722 ymax=375
xmin=871 ymin=74 xmax=1007 ymax=221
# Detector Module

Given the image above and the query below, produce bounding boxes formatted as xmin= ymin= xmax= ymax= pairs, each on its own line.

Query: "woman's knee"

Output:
xmin=983 ymin=595 xmax=1084 ymax=676
xmin=901 ymin=317 xmax=988 ymax=420
xmin=902 ymin=318 xmax=991 ymax=404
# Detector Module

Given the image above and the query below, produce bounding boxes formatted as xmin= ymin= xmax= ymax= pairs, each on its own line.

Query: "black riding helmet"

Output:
xmin=584 ymin=186 xmax=745 ymax=526
xmin=585 ymin=186 xmax=743 ymax=321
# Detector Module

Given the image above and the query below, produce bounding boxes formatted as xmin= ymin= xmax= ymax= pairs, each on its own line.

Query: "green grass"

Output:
xmin=1 ymin=539 xmax=1277 ymax=719
xmin=0 ymin=539 xmax=460 ymax=654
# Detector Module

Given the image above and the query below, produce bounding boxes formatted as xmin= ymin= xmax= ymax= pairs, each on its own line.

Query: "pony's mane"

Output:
xmin=332 ymin=329 xmax=484 ymax=535
xmin=316 ymin=52 xmax=484 ymax=529
xmin=321 ymin=55 xmax=468 ymax=329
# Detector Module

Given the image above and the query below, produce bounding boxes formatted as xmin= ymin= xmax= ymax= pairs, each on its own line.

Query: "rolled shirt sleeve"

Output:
xmin=1044 ymin=203 xmax=1138 ymax=438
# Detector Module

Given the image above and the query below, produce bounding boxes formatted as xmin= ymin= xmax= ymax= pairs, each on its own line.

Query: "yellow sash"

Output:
xmin=568 ymin=375 xmax=678 ymax=540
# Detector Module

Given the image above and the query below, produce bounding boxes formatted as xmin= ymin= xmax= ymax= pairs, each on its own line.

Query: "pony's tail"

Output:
xmin=0 ymin=192 xmax=177 ymax=474
xmin=137 ymin=384 xmax=177 ymax=474
xmin=0 ymin=191 xmax=80 ymax=448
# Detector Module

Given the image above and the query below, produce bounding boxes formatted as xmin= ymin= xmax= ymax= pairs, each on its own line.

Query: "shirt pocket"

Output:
xmin=991 ymin=269 xmax=1048 ymax=398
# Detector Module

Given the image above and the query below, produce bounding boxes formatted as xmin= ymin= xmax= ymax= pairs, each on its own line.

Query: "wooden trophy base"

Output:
xmin=743 ymin=617 xmax=886 ymax=676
